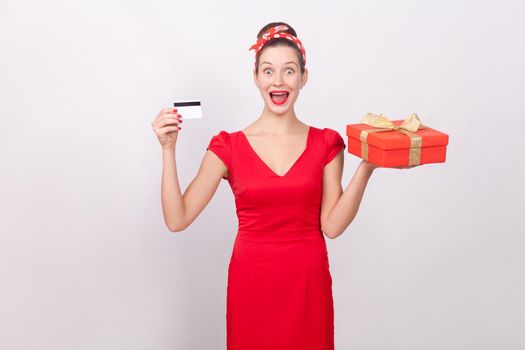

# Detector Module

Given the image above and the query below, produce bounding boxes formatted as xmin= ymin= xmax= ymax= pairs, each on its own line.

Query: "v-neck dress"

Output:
xmin=206 ymin=126 xmax=346 ymax=350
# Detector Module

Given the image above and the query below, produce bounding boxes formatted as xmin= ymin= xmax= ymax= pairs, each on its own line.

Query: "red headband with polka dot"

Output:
xmin=249 ymin=25 xmax=307 ymax=66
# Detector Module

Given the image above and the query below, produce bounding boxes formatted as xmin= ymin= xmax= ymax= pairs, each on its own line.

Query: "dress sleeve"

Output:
xmin=323 ymin=128 xmax=346 ymax=166
xmin=206 ymin=130 xmax=232 ymax=179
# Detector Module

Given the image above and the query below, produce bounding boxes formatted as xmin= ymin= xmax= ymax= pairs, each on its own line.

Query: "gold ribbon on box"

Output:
xmin=359 ymin=113 xmax=427 ymax=166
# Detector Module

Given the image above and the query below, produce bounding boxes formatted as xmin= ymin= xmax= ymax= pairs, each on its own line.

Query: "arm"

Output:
xmin=161 ymin=144 xmax=228 ymax=232
xmin=320 ymin=151 xmax=376 ymax=239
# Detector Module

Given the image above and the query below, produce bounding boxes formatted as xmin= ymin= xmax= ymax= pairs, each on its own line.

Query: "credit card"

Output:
xmin=173 ymin=100 xmax=202 ymax=119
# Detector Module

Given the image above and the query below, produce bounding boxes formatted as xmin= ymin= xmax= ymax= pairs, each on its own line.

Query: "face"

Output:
xmin=253 ymin=45 xmax=308 ymax=115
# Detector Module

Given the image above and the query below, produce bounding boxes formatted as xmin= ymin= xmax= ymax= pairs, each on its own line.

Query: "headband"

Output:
xmin=248 ymin=25 xmax=307 ymax=66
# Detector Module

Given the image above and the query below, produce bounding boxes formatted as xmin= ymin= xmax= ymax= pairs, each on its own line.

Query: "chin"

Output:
xmin=266 ymin=98 xmax=295 ymax=114
xmin=268 ymin=105 xmax=291 ymax=115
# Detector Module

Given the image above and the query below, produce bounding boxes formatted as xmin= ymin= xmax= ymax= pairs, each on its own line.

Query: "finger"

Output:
xmin=157 ymin=126 xmax=178 ymax=137
xmin=155 ymin=108 xmax=178 ymax=121
xmin=159 ymin=111 xmax=178 ymax=121
xmin=159 ymin=112 xmax=182 ymax=123
xmin=160 ymin=116 xmax=182 ymax=126
xmin=162 ymin=114 xmax=183 ymax=124
xmin=158 ymin=126 xmax=180 ymax=135
xmin=160 ymin=107 xmax=178 ymax=115
xmin=152 ymin=113 xmax=182 ymax=128
xmin=164 ymin=113 xmax=182 ymax=119
xmin=160 ymin=118 xmax=181 ymax=127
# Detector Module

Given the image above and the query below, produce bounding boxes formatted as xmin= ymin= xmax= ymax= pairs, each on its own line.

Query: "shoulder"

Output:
xmin=311 ymin=127 xmax=344 ymax=148
xmin=207 ymin=130 xmax=231 ymax=152
xmin=206 ymin=130 xmax=234 ymax=179
xmin=208 ymin=130 xmax=232 ymax=146
xmin=318 ymin=127 xmax=346 ymax=165
xmin=211 ymin=129 xmax=231 ymax=139
xmin=321 ymin=127 xmax=343 ymax=141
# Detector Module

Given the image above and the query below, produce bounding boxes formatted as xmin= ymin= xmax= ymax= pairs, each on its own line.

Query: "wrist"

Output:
xmin=360 ymin=160 xmax=377 ymax=175
xmin=162 ymin=145 xmax=176 ymax=153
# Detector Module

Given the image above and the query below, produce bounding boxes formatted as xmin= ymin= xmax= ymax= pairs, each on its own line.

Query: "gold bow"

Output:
xmin=359 ymin=113 xmax=426 ymax=166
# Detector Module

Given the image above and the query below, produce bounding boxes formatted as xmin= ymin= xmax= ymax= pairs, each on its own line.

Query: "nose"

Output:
xmin=273 ymin=72 xmax=284 ymax=86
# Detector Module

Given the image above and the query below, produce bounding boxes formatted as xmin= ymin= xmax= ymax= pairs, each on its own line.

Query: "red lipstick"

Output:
xmin=269 ymin=90 xmax=290 ymax=106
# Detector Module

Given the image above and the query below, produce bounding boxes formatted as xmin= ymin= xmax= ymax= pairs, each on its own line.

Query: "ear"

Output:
xmin=301 ymin=68 xmax=309 ymax=89
xmin=253 ymin=68 xmax=259 ymax=88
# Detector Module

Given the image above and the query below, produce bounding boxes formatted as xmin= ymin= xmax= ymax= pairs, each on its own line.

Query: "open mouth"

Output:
xmin=269 ymin=91 xmax=290 ymax=105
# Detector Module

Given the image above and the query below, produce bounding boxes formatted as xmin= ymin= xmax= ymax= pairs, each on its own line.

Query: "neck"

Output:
xmin=253 ymin=105 xmax=303 ymax=134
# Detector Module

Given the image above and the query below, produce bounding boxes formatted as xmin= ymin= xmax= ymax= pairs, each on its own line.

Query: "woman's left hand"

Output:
xmin=392 ymin=164 xmax=420 ymax=169
xmin=361 ymin=159 xmax=420 ymax=171
xmin=361 ymin=160 xmax=380 ymax=173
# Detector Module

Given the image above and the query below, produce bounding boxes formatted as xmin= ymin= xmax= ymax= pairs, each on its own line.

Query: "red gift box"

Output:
xmin=346 ymin=113 xmax=449 ymax=167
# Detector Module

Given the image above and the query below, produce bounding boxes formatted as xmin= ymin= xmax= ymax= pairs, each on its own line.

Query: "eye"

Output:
xmin=264 ymin=68 xmax=272 ymax=75
xmin=285 ymin=68 xmax=295 ymax=75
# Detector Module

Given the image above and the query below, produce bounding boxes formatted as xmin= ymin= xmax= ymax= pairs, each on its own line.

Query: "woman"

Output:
xmin=151 ymin=22 xmax=393 ymax=350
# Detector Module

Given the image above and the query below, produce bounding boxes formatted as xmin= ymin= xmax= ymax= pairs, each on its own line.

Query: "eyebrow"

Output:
xmin=260 ymin=61 xmax=299 ymax=67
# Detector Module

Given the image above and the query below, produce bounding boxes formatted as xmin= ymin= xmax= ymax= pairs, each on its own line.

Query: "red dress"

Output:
xmin=206 ymin=126 xmax=346 ymax=350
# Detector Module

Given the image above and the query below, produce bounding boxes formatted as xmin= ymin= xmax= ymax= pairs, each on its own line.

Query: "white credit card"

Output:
xmin=173 ymin=100 xmax=202 ymax=119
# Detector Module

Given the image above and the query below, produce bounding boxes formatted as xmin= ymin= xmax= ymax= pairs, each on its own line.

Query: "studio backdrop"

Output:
xmin=1 ymin=0 xmax=524 ymax=349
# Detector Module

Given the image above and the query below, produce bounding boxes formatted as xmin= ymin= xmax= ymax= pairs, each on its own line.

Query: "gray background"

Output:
xmin=1 ymin=0 xmax=524 ymax=349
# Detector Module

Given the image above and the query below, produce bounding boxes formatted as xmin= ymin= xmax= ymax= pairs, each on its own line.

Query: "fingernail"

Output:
xmin=173 ymin=108 xmax=178 ymax=112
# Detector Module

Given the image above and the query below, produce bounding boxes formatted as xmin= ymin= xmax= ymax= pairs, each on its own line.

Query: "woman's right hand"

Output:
xmin=152 ymin=107 xmax=183 ymax=149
